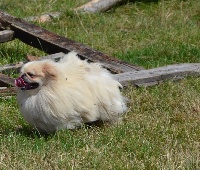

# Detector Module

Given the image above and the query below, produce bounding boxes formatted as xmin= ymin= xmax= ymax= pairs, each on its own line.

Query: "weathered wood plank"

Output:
xmin=0 ymin=87 xmax=16 ymax=97
xmin=39 ymin=52 xmax=65 ymax=61
xmin=1 ymin=63 xmax=200 ymax=96
xmin=0 ymin=30 xmax=14 ymax=43
xmin=0 ymin=53 xmax=66 ymax=75
xmin=114 ymin=63 xmax=200 ymax=87
xmin=0 ymin=10 xmax=143 ymax=73
xmin=0 ymin=73 xmax=15 ymax=87
xmin=75 ymin=0 xmax=124 ymax=13
xmin=27 ymin=52 xmax=65 ymax=61
xmin=0 ymin=62 xmax=24 ymax=75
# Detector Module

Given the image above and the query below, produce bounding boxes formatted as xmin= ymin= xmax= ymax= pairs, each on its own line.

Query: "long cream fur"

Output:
xmin=16 ymin=52 xmax=127 ymax=133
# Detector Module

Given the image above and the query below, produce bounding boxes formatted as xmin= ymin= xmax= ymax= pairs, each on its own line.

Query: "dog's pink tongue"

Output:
xmin=15 ymin=77 xmax=27 ymax=87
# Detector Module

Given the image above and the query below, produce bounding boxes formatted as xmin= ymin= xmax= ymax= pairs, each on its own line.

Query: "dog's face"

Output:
xmin=15 ymin=60 xmax=56 ymax=91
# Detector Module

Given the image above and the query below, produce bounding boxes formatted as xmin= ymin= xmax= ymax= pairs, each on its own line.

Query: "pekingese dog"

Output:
xmin=15 ymin=52 xmax=127 ymax=133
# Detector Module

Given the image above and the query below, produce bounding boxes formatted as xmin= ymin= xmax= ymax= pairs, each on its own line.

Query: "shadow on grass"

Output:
xmin=120 ymin=0 xmax=159 ymax=6
xmin=0 ymin=120 xmax=105 ymax=139
xmin=107 ymin=0 xmax=159 ymax=13
xmin=0 ymin=126 xmax=51 ymax=139
xmin=127 ymin=0 xmax=159 ymax=3
xmin=15 ymin=126 xmax=52 ymax=138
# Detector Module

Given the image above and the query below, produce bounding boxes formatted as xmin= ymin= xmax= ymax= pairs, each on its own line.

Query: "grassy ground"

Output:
xmin=0 ymin=0 xmax=200 ymax=169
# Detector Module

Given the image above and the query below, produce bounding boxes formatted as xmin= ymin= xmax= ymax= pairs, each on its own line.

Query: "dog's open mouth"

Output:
xmin=15 ymin=77 xmax=39 ymax=90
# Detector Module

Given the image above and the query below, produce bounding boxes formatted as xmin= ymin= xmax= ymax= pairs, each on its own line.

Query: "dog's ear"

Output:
xmin=42 ymin=62 xmax=57 ymax=78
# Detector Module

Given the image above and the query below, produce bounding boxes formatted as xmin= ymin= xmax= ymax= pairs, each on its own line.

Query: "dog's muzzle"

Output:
xmin=15 ymin=75 xmax=39 ymax=90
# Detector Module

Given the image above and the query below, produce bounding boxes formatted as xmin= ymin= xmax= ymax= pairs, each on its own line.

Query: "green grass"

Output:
xmin=0 ymin=0 xmax=200 ymax=169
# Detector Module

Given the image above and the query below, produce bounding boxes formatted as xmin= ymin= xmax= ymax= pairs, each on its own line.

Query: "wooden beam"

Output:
xmin=39 ymin=52 xmax=65 ymax=61
xmin=1 ymin=63 xmax=200 ymax=96
xmin=0 ymin=10 xmax=143 ymax=73
xmin=0 ymin=30 xmax=14 ymax=43
xmin=0 ymin=73 xmax=15 ymax=87
xmin=0 ymin=87 xmax=16 ymax=97
xmin=113 ymin=63 xmax=200 ymax=87
xmin=0 ymin=62 xmax=23 ymax=75
xmin=0 ymin=53 xmax=66 ymax=75
xmin=75 ymin=0 xmax=124 ymax=13
xmin=0 ymin=73 xmax=16 ymax=97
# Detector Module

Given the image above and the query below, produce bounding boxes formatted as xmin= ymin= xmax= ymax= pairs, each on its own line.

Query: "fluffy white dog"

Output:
xmin=15 ymin=52 xmax=127 ymax=133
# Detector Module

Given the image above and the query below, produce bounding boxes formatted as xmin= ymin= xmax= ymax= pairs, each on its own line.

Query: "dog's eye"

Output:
xmin=27 ymin=72 xmax=35 ymax=78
